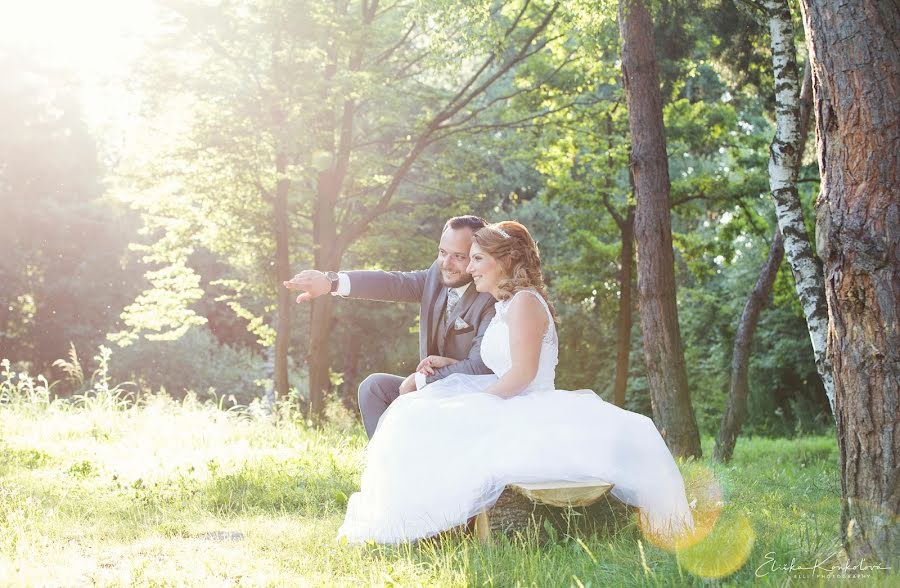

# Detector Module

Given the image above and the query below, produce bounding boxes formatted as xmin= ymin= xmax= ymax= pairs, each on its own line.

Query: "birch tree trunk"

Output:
xmin=763 ymin=0 xmax=835 ymax=418
xmin=618 ymin=0 xmax=701 ymax=458
xmin=799 ymin=0 xmax=899 ymax=567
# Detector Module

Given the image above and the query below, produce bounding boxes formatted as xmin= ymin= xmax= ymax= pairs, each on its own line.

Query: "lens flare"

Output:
xmin=639 ymin=461 xmax=724 ymax=551
xmin=676 ymin=510 xmax=756 ymax=579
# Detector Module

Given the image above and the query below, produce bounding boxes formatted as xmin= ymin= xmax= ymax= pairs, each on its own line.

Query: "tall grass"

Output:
xmin=0 ymin=350 xmax=894 ymax=586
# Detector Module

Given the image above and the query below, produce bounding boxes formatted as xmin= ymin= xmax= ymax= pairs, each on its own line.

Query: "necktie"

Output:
xmin=446 ymin=288 xmax=460 ymax=323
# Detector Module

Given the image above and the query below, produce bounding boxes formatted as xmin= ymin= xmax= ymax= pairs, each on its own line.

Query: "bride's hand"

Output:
xmin=416 ymin=355 xmax=458 ymax=375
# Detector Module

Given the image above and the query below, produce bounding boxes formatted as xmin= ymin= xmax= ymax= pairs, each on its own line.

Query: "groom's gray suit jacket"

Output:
xmin=343 ymin=260 xmax=497 ymax=384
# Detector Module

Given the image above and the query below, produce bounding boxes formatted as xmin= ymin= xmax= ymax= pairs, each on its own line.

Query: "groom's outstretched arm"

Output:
xmin=424 ymin=302 xmax=496 ymax=384
xmin=341 ymin=266 xmax=430 ymax=304
xmin=284 ymin=266 xmax=429 ymax=303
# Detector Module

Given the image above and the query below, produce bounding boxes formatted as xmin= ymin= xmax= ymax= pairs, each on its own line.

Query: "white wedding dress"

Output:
xmin=338 ymin=289 xmax=694 ymax=544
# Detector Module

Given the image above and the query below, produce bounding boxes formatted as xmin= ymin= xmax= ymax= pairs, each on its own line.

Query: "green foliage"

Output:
xmin=70 ymin=346 xmax=136 ymax=412
xmin=109 ymin=326 xmax=291 ymax=405
xmin=0 ymin=47 xmax=143 ymax=371
xmin=2 ymin=0 xmax=832 ymax=440
xmin=109 ymin=261 xmax=208 ymax=346
xmin=0 ymin=444 xmax=51 ymax=472
xmin=114 ymin=0 xmax=577 ymax=356
xmin=202 ymin=452 xmax=357 ymax=517
xmin=678 ymin=230 xmax=832 ymax=437
xmin=0 ymin=358 xmax=54 ymax=410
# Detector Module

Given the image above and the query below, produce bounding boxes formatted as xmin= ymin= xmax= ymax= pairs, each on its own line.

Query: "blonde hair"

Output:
xmin=473 ymin=221 xmax=556 ymax=322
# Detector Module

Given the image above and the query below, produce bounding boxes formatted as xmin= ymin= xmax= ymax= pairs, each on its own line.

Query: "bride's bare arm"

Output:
xmin=484 ymin=293 xmax=548 ymax=399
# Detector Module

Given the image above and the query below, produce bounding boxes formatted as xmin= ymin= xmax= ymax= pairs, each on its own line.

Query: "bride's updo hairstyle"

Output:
xmin=473 ymin=221 xmax=557 ymax=322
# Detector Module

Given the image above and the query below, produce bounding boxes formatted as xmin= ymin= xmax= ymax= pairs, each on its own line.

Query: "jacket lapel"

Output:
xmin=429 ymin=286 xmax=447 ymax=354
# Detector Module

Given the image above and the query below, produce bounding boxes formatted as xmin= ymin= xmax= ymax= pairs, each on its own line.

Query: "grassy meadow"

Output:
xmin=0 ymin=362 xmax=895 ymax=587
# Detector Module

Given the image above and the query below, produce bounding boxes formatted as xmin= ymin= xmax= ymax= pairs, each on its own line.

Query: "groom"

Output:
xmin=283 ymin=215 xmax=497 ymax=438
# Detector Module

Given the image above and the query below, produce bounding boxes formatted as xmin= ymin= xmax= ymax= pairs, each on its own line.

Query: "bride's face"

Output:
xmin=466 ymin=242 xmax=503 ymax=293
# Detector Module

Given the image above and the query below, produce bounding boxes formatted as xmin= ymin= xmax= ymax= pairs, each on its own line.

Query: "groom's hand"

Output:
xmin=283 ymin=270 xmax=329 ymax=302
xmin=398 ymin=373 xmax=418 ymax=395
xmin=416 ymin=355 xmax=458 ymax=375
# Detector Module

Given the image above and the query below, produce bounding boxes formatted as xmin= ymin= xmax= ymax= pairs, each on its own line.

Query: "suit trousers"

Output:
xmin=358 ymin=373 xmax=405 ymax=439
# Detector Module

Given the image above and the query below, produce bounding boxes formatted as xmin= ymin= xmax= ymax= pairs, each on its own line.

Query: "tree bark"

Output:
xmin=799 ymin=0 xmax=900 ymax=567
xmin=618 ymin=0 xmax=701 ymax=458
xmin=764 ymin=0 xmax=836 ymax=418
xmin=273 ymin=149 xmax=291 ymax=402
xmin=715 ymin=61 xmax=813 ymax=464
xmin=308 ymin=165 xmax=342 ymax=418
xmin=305 ymin=2 xmax=360 ymax=419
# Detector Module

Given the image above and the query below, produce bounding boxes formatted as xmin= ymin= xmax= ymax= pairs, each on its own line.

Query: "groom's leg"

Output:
xmin=358 ymin=373 xmax=404 ymax=439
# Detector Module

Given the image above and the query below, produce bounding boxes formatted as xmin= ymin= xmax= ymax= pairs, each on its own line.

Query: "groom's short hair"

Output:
xmin=442 ymin=215 xmax=488 ymax=234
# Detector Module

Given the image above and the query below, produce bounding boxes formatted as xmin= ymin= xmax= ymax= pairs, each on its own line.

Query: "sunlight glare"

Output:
xmin=0 ymin=0 xmax=164 ymax=132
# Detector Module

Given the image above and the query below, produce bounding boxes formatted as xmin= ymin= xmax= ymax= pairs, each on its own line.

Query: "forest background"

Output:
xmin=0 ymin=0 xmax=833 ymax=440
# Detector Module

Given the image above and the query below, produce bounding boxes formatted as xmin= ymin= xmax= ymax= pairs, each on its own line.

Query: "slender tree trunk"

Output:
xmin=800 ymin=0 xmax=900 ymax=567
xmin=613 ymin=208 xmax=634 ymax=408
xmin=0 ymin=301 xmax=9 ymax=351
xmin=306 ymin=4 xmax=359 ymax=418
xmin=764 ymin=0 xmax=836 ymax=417
xmin=601 ymin=112 xmax=634 ymax=409
xmin=715 ymin=62 xmax=814 ymax=463
xmin=307 ymin=294 xmax=335 ymax=417
xmin=714 ymin=231 xmax=783 ymax=462
xmin=308 ymin=166 xmax=342 ymax=418
xmin=273 ymin=150 xmax=291 ymax=402
xmin=263 ymin=329 xmax=277 ymax=414
xmin=618 ymin=0 xmax=701 ymax=458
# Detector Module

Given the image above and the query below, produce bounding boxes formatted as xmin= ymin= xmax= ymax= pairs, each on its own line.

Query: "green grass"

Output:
xmin=0 ymin=391 xmax=894 ymax=587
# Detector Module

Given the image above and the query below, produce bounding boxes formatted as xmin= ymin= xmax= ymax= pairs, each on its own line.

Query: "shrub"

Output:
xmin=108 ymin=326 xmax=306 ymax=406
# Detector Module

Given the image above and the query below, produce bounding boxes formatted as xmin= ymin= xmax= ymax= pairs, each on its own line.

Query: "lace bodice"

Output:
xmin=481 ymin=289 xmax=558 ymax=393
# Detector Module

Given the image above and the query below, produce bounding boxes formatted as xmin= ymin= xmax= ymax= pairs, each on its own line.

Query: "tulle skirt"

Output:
xmin=337 ymin=373 xmax=694 ymax=544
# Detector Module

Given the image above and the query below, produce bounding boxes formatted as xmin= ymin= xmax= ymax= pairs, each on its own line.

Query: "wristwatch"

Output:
xmin=326 ymin=271 xmax=340 ymax=293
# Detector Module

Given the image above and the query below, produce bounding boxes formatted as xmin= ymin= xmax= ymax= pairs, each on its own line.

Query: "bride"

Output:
xmin=337 ymin=221 xmax=694 ymax=545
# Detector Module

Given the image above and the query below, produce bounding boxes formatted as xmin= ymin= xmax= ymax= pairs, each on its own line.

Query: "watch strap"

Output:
xmin=326 ymin=271 xmax=340 ymax=293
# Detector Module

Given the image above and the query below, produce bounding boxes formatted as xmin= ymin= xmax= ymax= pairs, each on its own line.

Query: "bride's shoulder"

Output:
xmin=503 ymin=289 xmax=548 ymax=326
xmin=497 ymin=288 xmax=542 ymax=307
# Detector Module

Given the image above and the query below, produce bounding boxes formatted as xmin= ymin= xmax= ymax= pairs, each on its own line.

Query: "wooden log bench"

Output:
xmin=474 ymin=480 xmax=616 ymax=543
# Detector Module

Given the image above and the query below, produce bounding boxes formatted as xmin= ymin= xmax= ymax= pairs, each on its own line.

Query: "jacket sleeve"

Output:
xmin=342 ymin=267 xmax=430 ymax=303
xmin=425 ymin=300 xmax=496 ymax=383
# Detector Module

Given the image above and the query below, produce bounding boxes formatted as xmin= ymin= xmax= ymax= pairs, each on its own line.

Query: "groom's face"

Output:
xmin=437 ymin=227 xmax=475 ymax=288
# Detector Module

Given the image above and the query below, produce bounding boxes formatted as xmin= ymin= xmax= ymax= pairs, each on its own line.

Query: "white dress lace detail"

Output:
xmin=481 ymin=289 xmax=557 ymax=394
xmin=338 ymin=288 xmax=694 ymax=544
